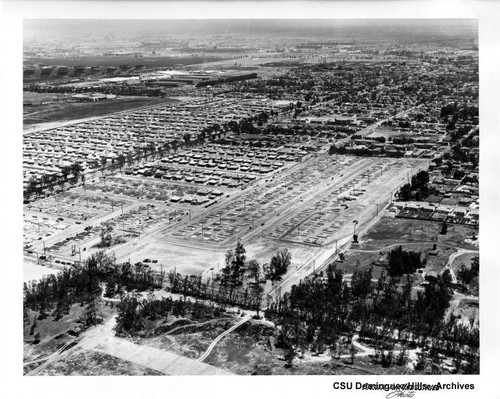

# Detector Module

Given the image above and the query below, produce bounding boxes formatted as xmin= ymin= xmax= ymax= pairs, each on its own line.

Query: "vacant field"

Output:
xmin=25 ymin=56 xmax=232 ymax=68
xmin=24 ymin=304 xmax=86 ymax=348
xmin=204 ymin=321 xmax=276 ymax=374
xmin=38 ymin=349 xmax=164 ymax=376
xmin=360 ymin=216 xmax=477 ymax=251
xmin=23 ymin=302 xmax=116 ymax=366
xmin=338 ymin=215 xmax=479 ymax=286
xmin=450 ymin=252 xmax=478 ymax=272
xmin=135 ymin=318 xmax=235 ymax=359
xmin=23 ymin=95 xmax=177 ymax=127
xmin=23 ymin=91 xmax=68 ymax=103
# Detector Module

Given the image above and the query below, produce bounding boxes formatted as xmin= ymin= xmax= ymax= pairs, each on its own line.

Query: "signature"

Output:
xmin=386 ymin=391 xmax=417 ymax=399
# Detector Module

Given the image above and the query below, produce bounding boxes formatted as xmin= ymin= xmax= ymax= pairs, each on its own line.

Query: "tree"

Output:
xmin=100 ymin=155 xmax=107 ymax=176
xmin=440 ymin=221 xmax=448 ymax=235
xmin=269 ymin=248 xmax=291 ymax=282
xmin=350 ymin=266 xmax=373 ymax=298
xmin=471 ymin=256 xmax=479 ymax=273
xmin=70 ymin=162 xmax=83 ymax=184
xmin=399 ymin=183 xmax=412 ymax=201
xmin=457 ymin=264 xmax=477 ymax=286
xmin=232 ymin=239 xmax=246 ymax=283
xmin=349 ymin=342 xmax=356 ymax=364
xmin=411 ymin=170 xmax=430 ymax=191
xmin=222 ymin=250 xmax=234 ymax=283
xmin=247 ymin=259 xmax=261 ymax=283
xmin=41 ymin=173 xmax=54 ymax=193
xmin=387 ymin=246 xmax=423 ymax=277
xmin=116 ymin=154 xmax=126 ymax=171
xmin=147 ymin=143 xmax=156 ymax=160
xmin=99 ymin=223 xmax=114 ymax=247
xmin=126 ymin=152 xmax=134 ymax=166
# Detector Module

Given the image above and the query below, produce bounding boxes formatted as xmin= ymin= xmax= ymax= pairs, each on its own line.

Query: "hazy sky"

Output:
xmin=24 ymin=19 xmax=478 ymax=42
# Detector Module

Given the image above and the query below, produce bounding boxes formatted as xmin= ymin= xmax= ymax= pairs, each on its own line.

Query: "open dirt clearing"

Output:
xmin=24 ymin=261 xmax=60 ymax=282
xmin=37 ymin=349 xmax=165 ymax=376
xmin=77 ymin=318 xmax=232 ymax=375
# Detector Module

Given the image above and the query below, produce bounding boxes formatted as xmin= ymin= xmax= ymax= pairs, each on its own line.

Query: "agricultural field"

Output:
xmin=24 ymin=55 xmax=234 ymax=68
xmin=23 ymin=94 xmax=177 ymax=129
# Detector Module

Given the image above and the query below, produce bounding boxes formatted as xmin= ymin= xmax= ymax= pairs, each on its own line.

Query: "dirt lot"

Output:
xmin=37 ymin=349 xmax=164 ymax=376
xmin=24 ymin=261 xmax=59 ymax=283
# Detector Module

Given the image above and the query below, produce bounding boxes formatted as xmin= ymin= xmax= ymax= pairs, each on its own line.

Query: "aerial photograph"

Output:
xmin=22 ymin=18 xmax=479 ymax=376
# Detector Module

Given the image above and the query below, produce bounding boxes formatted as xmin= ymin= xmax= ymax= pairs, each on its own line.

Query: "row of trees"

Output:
xmin=222 ymin=241 xmax=292 ymax=285
xmin=24 ymin=162 xmax=83 ymax=201
xmin=25 ymin=83 xmax=164 ymax=97
xmin=24 ymin=252 xmax=164 ymax=325
xmin=265 ymin=264 xmax=478 ymax=372
xmin=115 ymin=293 xmax=226 ymax=337
xmin=398 ymin=170 xmax=432 ymax=201
xmin=328 ymin=144 xmax=405 ymax=158
xmin=167 ymin=272 xmax=262 ymax=311
xmin=166 ymin=242 xmax=292 ymax=311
